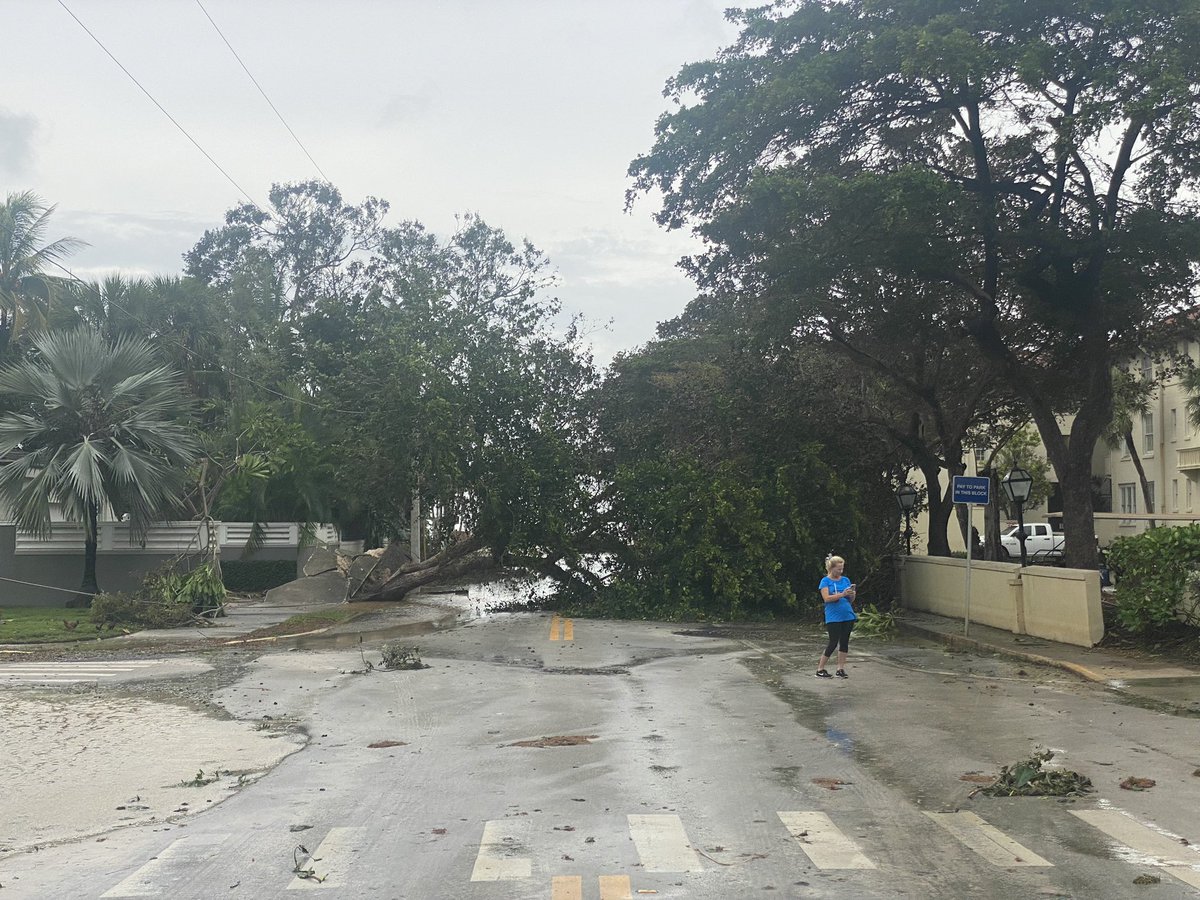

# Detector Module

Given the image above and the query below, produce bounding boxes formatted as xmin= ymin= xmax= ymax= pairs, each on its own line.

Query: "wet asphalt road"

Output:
xmin=1 ymin=606 xmax=1199 ymax=899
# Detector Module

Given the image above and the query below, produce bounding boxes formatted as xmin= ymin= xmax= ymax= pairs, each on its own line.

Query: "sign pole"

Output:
xmin=951 ymin=475 xmax=990 ymax=638
xmin=964 ymin=503 xmax=973 ymax=636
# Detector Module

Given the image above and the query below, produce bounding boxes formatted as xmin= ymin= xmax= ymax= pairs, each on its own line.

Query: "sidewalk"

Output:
xmin=897 ymin=610 xmax=1200 ymax=716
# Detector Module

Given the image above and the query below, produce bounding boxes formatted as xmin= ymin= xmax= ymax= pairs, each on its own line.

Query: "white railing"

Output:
xmin=13 ymin=521 xmax=338 ymax=555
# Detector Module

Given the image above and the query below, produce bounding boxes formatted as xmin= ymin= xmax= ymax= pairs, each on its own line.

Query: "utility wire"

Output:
xmin=194 ymin=0 xmax=332 ymax=183
xmin=57 ymin=0 xmax=269 ymax=213
xmin=46 ymin=259 xmax=370 ymax=419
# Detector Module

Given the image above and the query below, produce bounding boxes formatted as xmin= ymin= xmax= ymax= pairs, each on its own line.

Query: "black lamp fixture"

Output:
xmin=895 ymin=483 xmax=918 ymax=555
xmin=1001 ymin=467 xmax=1034 ymax=566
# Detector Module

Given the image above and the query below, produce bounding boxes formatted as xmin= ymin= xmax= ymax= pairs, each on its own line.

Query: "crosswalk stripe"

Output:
xmin=598 ymin=874 xmax=632 ymax=899
xmin=1165 ymin=866 xmax=1200 ymax=889
xmin=925 ymin=811 xmax=1052 ymax=867
xmin=471 ymin=819 xmax=533 ymax=881
xmin=563 ymin=618 xmax=574 ymax=640
xmin=550 ymin=616 xmax=562 ymax=640
xmin=101 ymin=834 xmax=229 ymax=897
xmin=286 ymin=826 xmax=367 ymax=890
xmin=552 ymin=875 xmax=583 ymax=900
xmin=1072 ymin=810 xmax=1199 ymax=867
xmin=778 ymin=811 xmax=876 ymax=870
xmin=627 ymin=814 xmax=703 ymax=873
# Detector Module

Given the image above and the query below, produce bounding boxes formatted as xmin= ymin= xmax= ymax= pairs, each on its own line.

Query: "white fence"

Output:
xmin=14 ymin=521 xmax=338 ymax=555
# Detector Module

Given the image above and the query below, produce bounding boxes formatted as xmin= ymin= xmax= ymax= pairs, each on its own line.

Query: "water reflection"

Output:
xmin=826 ymin=725 xmax=855 ymax=756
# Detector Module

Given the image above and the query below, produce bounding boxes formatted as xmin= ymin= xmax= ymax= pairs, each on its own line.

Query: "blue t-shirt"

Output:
xmin=819 ymin=575 xmax=857 ymax=623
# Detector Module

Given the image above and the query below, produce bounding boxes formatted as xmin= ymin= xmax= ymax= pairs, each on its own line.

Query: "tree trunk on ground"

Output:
xmin=354 ymin=534 xmax=487 ymax=602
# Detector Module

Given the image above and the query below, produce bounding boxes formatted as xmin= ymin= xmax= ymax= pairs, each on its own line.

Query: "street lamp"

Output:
xmin=1001 ymin=467 xmax=1034 ymax=566
xmin=896 ymin=483 xmax=918 ymax=555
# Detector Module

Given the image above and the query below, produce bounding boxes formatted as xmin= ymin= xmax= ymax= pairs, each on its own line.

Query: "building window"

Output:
xmin=1147 ymin=480 xmax=1156 ymax=514
xmin=1173 ymin=479 xmax=1180 ymax=513
xmin=1140 ymin=353 xmax=1153 ymax=380
xmin=1189 ymin=479 xmax=1195 ymax=512
xmin=1119 ymin=483 xmax=1138 ymax=516
xmin=1170 ymin=408 xmax=1178 ymax=442
xmin=1142 ymin=412 xmax=1155 ymax=454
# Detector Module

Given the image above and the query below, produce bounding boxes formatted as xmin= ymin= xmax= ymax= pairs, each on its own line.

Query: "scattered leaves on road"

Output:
xmin=1133 ymin=874 xmax=1161 ymax=885
xmin=367 ymin=740 xmax=407 ymax=749
xmin=960 ymin=773 xmax=996 ymax=785
xmin=1120 ymin=777 xmax=1156 ymax=791
xmin=975 ymin=750 xmax=1093 ymax=797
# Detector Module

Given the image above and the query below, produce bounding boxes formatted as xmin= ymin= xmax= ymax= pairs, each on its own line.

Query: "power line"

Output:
xmin=194 ymin=0 xmax=332 ymax=183
xmin=57 ymin=0 xmax=269 ymax=213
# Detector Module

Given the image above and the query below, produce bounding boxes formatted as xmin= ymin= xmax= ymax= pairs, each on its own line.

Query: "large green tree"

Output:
xmin=630 ymin=0 xmax=1200 ymax=568
xmin=0 ymin=328 xmax=200 ymax=601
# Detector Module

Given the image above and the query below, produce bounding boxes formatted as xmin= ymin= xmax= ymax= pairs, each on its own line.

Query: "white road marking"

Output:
xmin=287 ymin=826 xmax=367 ymax=890
xmin=1165 ymin=866 xmax=1200 ymax=889
xmin=1 ymin=660 xmax=166 ymax=682
xmin=778 ymin=811 xmax=876 ymax=869
xmin=101 ymin=834 xmax=229 ymax=897
xmin=925 ymin=811 xmax=1053 ymax=867
xmin=1072 ymin=810 xmax=1200 ymax=867
xmin=470 ymin=819 xmax=533 ymax=881
xmin=627 ymin=814 xmax=703 ymax=873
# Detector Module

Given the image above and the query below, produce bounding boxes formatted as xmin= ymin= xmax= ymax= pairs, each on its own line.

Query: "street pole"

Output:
xmin=904 ymin=510 xmax=913 ymax=555
xmin=1015 ymin=498 xmax=1028 ymax=567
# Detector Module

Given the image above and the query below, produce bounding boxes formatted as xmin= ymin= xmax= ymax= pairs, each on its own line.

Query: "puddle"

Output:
xmin=0 ymin=694 xmax=304 ymax=854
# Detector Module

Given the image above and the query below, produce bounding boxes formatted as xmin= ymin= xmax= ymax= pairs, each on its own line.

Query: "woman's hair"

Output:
xmin=825 ymin=555 xmax=845 ymax=573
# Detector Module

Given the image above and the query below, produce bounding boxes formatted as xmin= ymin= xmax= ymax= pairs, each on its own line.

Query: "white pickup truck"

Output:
xmin=999 ymin=523 xmax=1064 ymax=560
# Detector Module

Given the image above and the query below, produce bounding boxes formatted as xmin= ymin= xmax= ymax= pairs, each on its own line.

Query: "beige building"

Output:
xmin=911 ymin=341 xmax=1200 ymax=554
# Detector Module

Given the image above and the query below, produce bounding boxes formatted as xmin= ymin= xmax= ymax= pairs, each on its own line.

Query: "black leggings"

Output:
xmin=824 ymin=620 xmax=854 ymax=656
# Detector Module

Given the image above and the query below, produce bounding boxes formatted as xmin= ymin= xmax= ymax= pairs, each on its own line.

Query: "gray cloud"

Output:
xmin=54 ymin=209 xmax=217 ymax=277
xmin=379 ymin=91 xmax=433 ymax=127
xmin=0 ymin=108 xmax=37 ymax=176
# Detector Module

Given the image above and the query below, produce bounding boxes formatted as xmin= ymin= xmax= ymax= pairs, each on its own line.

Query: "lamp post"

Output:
xmin=1001 ymin=467 xmax=1034 ymax=567
xmin=896 ymin=483 xmax=918 ymax=555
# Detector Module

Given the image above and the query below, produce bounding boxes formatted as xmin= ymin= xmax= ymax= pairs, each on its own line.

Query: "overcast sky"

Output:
xmin=3 ymin=1 xmax=744 ymax=364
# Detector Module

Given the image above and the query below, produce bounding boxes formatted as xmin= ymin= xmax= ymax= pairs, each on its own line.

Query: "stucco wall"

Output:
xmin=899 ymin=555 xmax=1103 ymax=647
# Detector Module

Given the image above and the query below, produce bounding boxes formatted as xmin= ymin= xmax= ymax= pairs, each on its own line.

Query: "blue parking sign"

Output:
xmin=952 ymin=475 xmax=990 ymax=505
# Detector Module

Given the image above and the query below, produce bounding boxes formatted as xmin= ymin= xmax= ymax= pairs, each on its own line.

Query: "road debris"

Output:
xmin=811 ymin=777 xmax=851 ymax=790
xmin=975 ymin=750 xmax=1093 ymax=797
xmin=509 ymin=734 xmax=599 ymax=748
xmin=1133 ymin=874 xmax=1161 ymax=884
xmin=292 ymin=844 xmax=325 ymax=883
xmin=367 ymin=740 xmax=407 ymax=749
xmin=380 ymin=643 xmax=429 ymax=670
xmin=1119 ymin=777 xmax=1156 ymax=791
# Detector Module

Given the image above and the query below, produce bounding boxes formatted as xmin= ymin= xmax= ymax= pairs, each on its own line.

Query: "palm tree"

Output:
xmin=0 ymin=192 xmax=84 ymax=356
xmin=0 ymin=328 xmax=201 ymax=603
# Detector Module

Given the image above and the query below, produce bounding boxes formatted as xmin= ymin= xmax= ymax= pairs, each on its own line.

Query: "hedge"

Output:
xmin=221 ymin=559 xmax=297 ymax=592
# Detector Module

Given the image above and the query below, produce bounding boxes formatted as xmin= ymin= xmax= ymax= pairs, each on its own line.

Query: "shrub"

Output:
xmin=221 ymin=559 xmax=296 ymax=592
xmin=1107 ymin=525 xmax=1200 ymax=631
xmin=89 ymin=561 xmax=226 ymax=630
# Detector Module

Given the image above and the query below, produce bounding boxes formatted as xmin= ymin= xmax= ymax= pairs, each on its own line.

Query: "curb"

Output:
xmin=896 ymin=620 xmax=1109 ymax=683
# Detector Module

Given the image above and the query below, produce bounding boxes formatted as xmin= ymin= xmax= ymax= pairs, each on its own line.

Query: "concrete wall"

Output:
xmin=898 ymin=555 xmax=1103 ymax=647
xmin=0 ymin=524 xmax=323 ymax=607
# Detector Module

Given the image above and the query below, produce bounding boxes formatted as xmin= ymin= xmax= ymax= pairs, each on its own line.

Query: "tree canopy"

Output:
xmin=630 ymin=0 xmax=1200 ymax=566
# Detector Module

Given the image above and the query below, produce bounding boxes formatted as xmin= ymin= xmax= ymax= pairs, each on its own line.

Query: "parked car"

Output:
xmin=999 ymin=522 xmax=1064 ymax=560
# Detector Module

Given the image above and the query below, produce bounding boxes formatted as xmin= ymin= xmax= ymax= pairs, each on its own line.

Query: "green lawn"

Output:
xmin=0 ymin=607 xmax=108 ymax=644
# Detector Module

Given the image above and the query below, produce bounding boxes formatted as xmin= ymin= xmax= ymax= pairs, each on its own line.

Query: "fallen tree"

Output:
xmin=351 ymin=534 xmax=493 ymax=602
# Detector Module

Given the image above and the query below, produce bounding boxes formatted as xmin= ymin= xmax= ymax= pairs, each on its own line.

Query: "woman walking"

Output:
xmin=816 ymin=555 xmax=856 ymax=679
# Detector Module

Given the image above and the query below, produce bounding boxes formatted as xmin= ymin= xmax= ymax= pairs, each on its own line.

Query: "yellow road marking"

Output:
xmin=551 ymin=875 xmax=582 ymax=900
xmin=549 ymin=615 xmax=574 ymax=641
xmin=599 ymin=874 xmax=633 ymax=899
